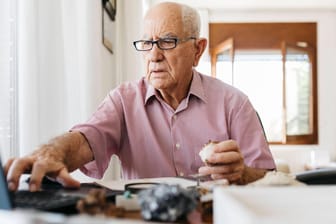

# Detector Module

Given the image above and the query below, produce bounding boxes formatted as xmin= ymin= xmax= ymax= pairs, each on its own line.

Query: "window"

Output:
xmin=0 ymin=0 xmax=18 ymax=162
xmin=210 ymin=23 xmax=317 ymax=144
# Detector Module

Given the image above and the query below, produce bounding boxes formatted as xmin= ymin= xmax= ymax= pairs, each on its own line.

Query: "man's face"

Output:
xmin=141 ymin=7 xmax=197 ymax=93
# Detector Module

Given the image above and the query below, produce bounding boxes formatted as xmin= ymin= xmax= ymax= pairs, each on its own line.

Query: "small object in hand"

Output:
xmin=199 ymin=140 xmax=217 ymax=163
xmin=137 ymin=184 xmax=200 ymax=222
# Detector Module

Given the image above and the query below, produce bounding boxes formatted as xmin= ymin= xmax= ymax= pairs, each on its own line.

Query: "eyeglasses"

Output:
xmin=133 ymin=37 xmax=196 ymax=51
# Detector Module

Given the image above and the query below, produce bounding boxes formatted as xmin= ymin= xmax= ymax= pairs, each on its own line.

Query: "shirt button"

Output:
xmin=179 ymin=172 xmax=184 ymax=177
xmin=173 ymin=115 xmax=177 ymax=120
xmin=176 ymin=143 xmax=180 ymax=149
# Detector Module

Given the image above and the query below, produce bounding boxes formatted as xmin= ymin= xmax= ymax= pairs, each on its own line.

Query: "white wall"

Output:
xmin=114 ymin=0 xmax=145 ymax=83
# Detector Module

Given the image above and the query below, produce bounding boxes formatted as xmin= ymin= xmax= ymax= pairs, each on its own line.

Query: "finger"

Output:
xmin=212 ymin=140 xmax=238 ymax=153
xmin=3 ymin=157 xmax=16 ymax=177
xmin=29 ymin=161 xmax=49 ymax=191
xmin=207 ymin=151 xmax=243 ymax=164
xmin=199 ymin=162 xmax=244 ymax=175
xmin=211 ymin=171 xmax=242 ymax=183
xmin=199 ymin=165 xmax=242 ymax=183
xmin=55 ymin=168 xmax=80 ymax=189
xmin=201 ymin=163 xmax=244 ymax=174
xmin=6 ymin=157 xmax=34 ymax=191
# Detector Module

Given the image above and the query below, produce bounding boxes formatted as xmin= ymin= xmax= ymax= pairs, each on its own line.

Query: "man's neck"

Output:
xmin=157 ymin=71 xmax=194 ymax=110
xmin=158 ymin=89 xmax=186 ymax=110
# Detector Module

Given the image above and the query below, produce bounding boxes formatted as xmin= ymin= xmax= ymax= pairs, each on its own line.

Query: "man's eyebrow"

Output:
xmin=161 ymin=33 xmax=178 ymax=38
xmin=141 ymin=33 xmax=178 ymax=40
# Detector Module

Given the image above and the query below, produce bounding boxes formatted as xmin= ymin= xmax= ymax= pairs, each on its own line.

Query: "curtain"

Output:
xmin=17 ymin=0 xmax=145 ymax=180
xmin=18 ymin=0 xmax=116 ymax=156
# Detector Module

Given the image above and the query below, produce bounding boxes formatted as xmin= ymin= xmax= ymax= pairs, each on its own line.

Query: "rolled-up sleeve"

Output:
xmin=71 ymin=90 xmax=124 ymax=178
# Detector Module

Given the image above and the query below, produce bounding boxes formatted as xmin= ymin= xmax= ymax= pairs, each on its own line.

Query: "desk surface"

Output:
xmin=11 ymin=176 xmax=212 ymax=223
xmin=0 ymin=210 xmax=157 ymax=224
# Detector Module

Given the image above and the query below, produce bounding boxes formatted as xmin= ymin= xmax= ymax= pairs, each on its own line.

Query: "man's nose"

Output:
xmin=146 ymin=44 xmax=164 ymax=62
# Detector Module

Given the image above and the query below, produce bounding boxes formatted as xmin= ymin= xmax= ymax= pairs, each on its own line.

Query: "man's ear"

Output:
xmin=193 ymin=38 xmax=208 ymax=67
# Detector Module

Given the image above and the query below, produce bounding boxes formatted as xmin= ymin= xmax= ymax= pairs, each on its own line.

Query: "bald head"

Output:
xmin=144 ymin=2 xmax=201 ymax=38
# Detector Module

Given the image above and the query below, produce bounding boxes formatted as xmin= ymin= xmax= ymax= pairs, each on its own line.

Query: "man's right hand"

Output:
xmin=4 ymin=131 xmax=94 ymax=191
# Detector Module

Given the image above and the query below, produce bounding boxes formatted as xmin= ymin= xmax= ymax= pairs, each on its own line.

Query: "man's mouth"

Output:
xmin=151 ymin=69 xmax=165 ymax=73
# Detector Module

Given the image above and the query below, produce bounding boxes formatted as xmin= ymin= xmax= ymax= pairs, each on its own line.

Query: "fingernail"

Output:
xmin=29 ymin=183 xmax=37 ymax=192
xmin=8 ymin=182 xmax=16 ymax=191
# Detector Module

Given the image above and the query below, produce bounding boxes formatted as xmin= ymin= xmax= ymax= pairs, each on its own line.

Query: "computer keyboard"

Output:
xmin=13 ymin=190 xmax=81 ymax=211
xmin=10 ymin=176 xmax=123 ymax=214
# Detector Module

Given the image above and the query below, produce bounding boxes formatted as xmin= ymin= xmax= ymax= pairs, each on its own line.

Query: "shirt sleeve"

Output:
xmin=70 ymin=90 xmax=124 ymax=178
xmin=230 ymin=97 xmax=276 ymax=170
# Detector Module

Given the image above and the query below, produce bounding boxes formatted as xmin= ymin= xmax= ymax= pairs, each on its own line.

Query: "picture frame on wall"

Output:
xmin=102 ymin=0 xmax=116 ymax=53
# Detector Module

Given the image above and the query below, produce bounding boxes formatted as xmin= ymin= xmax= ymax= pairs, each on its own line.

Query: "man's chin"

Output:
xmin=149 ymin=80 xmax=168 ymax=90
xmin=150 ymin=83 xmax=164 ymax=90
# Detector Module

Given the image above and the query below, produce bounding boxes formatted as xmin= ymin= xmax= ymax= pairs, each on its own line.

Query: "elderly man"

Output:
xmin=5 ymin=2 xmax=275 ymax=192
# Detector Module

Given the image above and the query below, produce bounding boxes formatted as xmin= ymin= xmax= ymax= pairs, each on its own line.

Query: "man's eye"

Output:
xmin=162 ymin=39 xmax=175 ymax=43
xmin=143 ymin=41 xmax=152 ymax=46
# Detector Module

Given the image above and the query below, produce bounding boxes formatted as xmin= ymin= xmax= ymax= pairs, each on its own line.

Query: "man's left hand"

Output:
xmin=198 ymin=140 xmax=245 ymax=184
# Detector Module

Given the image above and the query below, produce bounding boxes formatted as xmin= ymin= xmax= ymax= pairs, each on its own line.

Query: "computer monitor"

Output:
xmin=0 ymin=158 xmax=13 ymax=210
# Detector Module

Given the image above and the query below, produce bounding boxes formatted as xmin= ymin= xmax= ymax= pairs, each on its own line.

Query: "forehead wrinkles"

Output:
xmin=144 ymin=18 xmax=182 ymax=38
xmin=143 ymin=6 xmax=184 ymax=38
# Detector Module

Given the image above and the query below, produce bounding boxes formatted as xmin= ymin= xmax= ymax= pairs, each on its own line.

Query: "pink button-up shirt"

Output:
xmin=71 ymin=70 xmax=275 ymax=179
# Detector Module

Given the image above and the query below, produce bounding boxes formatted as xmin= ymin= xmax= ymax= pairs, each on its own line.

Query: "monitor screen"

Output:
xmin=0 ymin=158 xmax=12 ymax=210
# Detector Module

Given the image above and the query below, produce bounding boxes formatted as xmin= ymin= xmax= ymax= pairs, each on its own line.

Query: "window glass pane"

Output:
xmin=210 ymin=23 xmax=317 ymax=144
xmin=233 ymin=50 xmax=283 ymax=142
xmin=285 ymin=48 xmax=312 ymax=135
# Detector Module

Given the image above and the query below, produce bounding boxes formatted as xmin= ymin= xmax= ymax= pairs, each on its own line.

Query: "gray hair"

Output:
xmin=181 ymin=4 xmax=201 ymax=38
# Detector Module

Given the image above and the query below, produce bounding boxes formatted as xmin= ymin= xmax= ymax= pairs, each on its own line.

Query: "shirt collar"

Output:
xmin=144 ymin=81 xmax=157 ymax=104
xmin=144 ymin=69 xmax=207 ymax=105
xmin=188 ymin=69 xmax=207 ymax=103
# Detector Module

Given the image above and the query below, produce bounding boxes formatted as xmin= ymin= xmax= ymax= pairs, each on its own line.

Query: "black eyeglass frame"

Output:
xmin=133 ymin=37 xmax=196 ymax=51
